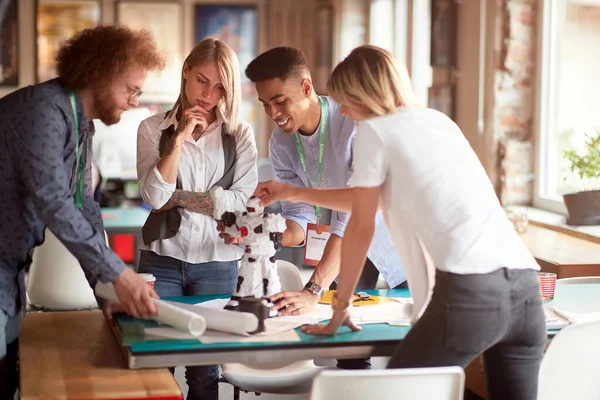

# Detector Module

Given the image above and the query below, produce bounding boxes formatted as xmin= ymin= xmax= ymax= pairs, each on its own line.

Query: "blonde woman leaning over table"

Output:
xmin=253 ymin=45 xmax=545 ymax=400
xmin=104 ymin=38 xmax=258 ymax=400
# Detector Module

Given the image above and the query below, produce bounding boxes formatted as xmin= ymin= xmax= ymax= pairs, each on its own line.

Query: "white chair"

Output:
xmin=538 ymin=320 xmax=600 ymax=400
xmin=26 ymin=228 xmax=103 ymax=310
xmin=275 ymin=259 xmax=304 ymax=291
xmin=220 ymin=260 xmax=325 ymax=399
xmin=310 ymin=367 xmax=465 ymax=400
xmin=557 ymin=276 xmax=600 ymax=284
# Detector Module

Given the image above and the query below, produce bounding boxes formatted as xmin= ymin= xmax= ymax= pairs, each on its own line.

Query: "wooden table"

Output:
xmin=519 ymin=224 xmax=600 ymax=278
xmin=19 ymin=310 xmax=182 ymax=400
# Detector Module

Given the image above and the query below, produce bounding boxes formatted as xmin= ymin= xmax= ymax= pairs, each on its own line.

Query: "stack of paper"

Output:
xmin=551 ymin=307 xmax=600 ymax=325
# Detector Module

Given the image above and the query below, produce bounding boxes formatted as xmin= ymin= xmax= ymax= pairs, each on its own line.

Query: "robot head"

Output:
xmin=245 ymin=196 xmax=264 ymax=216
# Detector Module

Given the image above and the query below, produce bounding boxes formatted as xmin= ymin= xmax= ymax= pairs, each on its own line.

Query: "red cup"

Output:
xmin=139 ymin=273 xmax=156 ymax=289
xmin=538 ymin=272 xmax=557 ymax=301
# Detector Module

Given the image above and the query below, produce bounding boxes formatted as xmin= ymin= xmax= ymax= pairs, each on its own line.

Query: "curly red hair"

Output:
xmin=56 ymin=25 xmax=166 ymax=90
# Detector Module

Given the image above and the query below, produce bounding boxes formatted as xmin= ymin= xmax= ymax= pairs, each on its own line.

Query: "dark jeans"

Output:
xmin=138 ymin=250 xmax=239 ymax=400
xmin=387 ymin=268 xmax=545 ymax=400
xmin=0 ymin=310 xmax=21 ymax=400
xmin=329 ymin=258 xmax=407 ymax=370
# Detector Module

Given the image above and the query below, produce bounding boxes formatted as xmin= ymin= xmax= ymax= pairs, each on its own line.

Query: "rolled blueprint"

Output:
xmin=163 ymin=301 xmax=259 ymax=336
xmin=95 ymin=282 xmax=207 ymax=336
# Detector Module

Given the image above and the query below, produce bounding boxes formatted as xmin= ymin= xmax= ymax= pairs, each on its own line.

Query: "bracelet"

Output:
xmin=331 ymin=292 xmax=351 ymax=311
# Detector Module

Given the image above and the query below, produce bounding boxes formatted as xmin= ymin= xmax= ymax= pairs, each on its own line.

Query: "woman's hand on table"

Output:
xmin=301 ymin=309 xmax=361 ymax=336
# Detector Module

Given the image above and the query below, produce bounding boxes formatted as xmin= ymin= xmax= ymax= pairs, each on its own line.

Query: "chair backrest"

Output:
xmin=276 ymin=259 xmax=304 ymax=291
xmin=310 ymin=367 xmax=465 ymax=400
xmin=538 ymin=320 xmax=600 ymax=400
xmin=26 ymin=228 xmax=101 ymax=310
xmin=557 ymin=276 xmax=600 ymax=285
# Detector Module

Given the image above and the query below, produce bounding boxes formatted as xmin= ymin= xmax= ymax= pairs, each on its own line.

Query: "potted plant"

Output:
xmin=562 ymin=129 xmax=600 ymax=225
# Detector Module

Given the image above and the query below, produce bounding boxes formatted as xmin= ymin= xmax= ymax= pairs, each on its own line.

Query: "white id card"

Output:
xmin=304 ymin=223 xmax=331 ymax=266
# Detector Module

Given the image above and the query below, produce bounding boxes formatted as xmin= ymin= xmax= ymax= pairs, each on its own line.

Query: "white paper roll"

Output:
xmin=164 ymin=301 xmax=259 ymax=336
xmin=95 ymin=282 xmax=207 ymax=337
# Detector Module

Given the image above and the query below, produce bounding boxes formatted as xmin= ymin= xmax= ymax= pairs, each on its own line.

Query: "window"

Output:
xmin=369 ymin=0 xmax=395 ymax=51
xmin=535 ymin=0 xmax=600 ymax=213
xmin=369 ymin=0 xmax=432 ymax=105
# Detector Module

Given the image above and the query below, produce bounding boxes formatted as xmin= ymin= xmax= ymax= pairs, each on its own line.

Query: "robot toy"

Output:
xmin=218 ymin=196 xmax=287 ymax=317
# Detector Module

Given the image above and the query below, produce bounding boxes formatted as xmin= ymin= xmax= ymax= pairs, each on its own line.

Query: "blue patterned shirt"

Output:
xmin=0 ymin=79 xmax=125 ymax=316
xmin=269 ymin=97 xmax=406 ymax=287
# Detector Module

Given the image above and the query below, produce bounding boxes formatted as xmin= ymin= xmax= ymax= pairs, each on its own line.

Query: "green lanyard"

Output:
xmin=69 ymin=91 xmax=85 ymax=210
xmin=295 ymin=96 xmax=328 ymax=223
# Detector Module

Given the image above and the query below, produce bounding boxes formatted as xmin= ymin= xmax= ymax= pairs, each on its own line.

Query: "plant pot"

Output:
xmin=563 ymin=189 xmax=600 ymax=225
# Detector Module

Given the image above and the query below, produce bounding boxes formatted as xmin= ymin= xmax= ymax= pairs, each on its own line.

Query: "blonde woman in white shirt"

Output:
xmin=109 ymin=38 xmax=257 ymax=400
xmin=254 ymin=45 xmax=545 ymax=400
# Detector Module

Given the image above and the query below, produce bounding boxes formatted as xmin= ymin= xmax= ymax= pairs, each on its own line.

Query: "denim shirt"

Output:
xmin=268 ymin=97 xmax=406 ymax=287
xmin=0 ymin=79 xmax=125 ymax=316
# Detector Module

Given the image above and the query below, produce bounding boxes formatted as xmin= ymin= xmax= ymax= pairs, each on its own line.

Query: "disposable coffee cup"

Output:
xmin=138 ymin=273 xmax=156 ymax=288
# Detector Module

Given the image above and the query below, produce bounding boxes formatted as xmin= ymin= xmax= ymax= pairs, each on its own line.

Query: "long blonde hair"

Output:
xmin=168 ymin=38 xmax=241 ymax=134
xmin=327 ymin=45 xmax=419 ymax=116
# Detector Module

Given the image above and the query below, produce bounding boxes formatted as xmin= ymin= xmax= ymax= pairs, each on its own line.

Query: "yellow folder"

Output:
xmin=319 ymin=290 xmax=399 ymax=306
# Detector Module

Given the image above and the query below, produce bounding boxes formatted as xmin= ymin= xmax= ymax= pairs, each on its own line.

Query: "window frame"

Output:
xmin=368 ymin=0 xmax=432 ymax=105
xmin=533 ymin=0 xmax=568 ymax=214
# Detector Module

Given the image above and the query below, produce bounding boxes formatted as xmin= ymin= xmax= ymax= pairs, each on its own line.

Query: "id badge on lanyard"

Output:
xmin=304 ymin=223 xmax=331 ymax=266
xmin=295 ymin=97 xmax=331 ymax=266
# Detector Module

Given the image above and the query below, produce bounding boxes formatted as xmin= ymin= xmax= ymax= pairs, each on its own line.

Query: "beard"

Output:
xmin=94 ymin=87 xmax=122 ymax=125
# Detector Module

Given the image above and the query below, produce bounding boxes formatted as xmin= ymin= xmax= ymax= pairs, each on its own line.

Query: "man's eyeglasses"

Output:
xmin=127 ymin=85 xmax=143 ymax=101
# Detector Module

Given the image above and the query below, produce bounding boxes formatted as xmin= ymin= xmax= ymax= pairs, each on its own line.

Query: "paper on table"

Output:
xmin=198 ymin=299 xmax=412 ymax=327
xmin=162 ymin=301 xmax=258 ymax=336
xmin=142 ymin=299 xmax=330 ymax=342
xmin=145 ymin=325 xmax=302 ymax=344
xmin=144 ymin=313 xmax=306 ymax=343
xmin=349 ymin=301 xmax=413 ymax=326
xmin=199 ymin=328 xmax=301 ymax=344
xmin=551 ymin=307 xmax=600 ymax=324
xmin=95 ymin=282 xmax=207 ymax=336
xmin=198 ymin=299 xmax=333 ymax=325
xmin=196 ymin=299 xmax=329 ymax=334
xmin=142 ymin=298 xmax=413 ymax=343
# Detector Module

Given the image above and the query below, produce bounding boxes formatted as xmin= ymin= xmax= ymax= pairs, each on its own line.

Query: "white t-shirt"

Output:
xmin=351 ymin=107 xmax=538 ymax=313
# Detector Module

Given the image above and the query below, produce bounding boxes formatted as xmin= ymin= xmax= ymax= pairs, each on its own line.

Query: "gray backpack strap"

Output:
xmin=211 ymin=123 xmax=237 ymax=190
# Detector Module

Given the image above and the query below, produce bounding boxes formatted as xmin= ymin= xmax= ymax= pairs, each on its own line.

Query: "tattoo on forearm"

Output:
xmin=174 ymin=190 xmax=214 ymax=216
xmin=164 ymin=135 xmax=179 ymax=156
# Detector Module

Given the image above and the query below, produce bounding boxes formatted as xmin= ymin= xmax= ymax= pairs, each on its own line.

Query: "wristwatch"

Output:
xmin=303 ymin=281 xmax=325 ymax=298
xmin=331 ymin=292 xmax=351 ymax=311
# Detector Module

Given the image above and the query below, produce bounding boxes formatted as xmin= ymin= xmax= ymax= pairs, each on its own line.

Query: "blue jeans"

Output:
xmin=138 ymin=250 xmax=239 ymax=400
xmin=0 ymin=310 xmax=21 ymax=399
